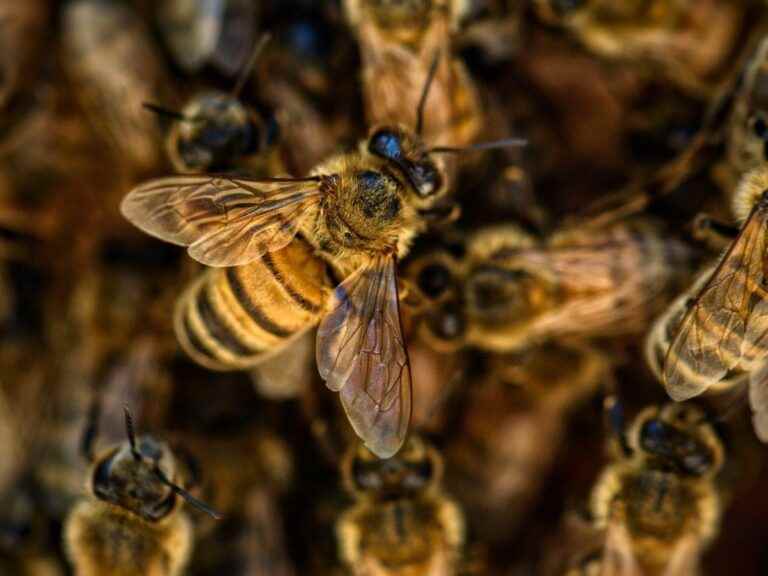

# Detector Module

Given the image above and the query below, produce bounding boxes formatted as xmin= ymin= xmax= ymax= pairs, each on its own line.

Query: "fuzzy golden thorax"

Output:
xmin=732 ymin=165 xmax=768 ymax=223
xmin=307 ymin=126 xmax=447 ymax=274
xmin=89 ymin=436 xmax=181 ymax=523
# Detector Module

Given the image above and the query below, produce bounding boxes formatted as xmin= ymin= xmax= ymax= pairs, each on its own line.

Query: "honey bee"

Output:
xmin=662 ymin=166 xmax=768 ymax=442
xmin=62 ymin=0 xmax=170 ymax=175
xmin=147 ymin=35 xmax=280 ymax=174
xmin=343 ymin=0 xmax=482 ymax=149
xmin=156 ymin=0 xmax=257 ymax=76
xmin=120 ymin=69 xmax=518 ymax=456
xmin=408 ymin=219 xmax=693 ymax=354
xmin=336 ymin=435 xmax=465 ymax=576
xmin=532 ymin=0 xmax=746 ymax=96
xmin=589 ymin=401 xmax=725 ymax=576
xmin=64 ymin=408 xmax=220 ymax=576
xmin=445 ymin=341 xmax=609 ymax=543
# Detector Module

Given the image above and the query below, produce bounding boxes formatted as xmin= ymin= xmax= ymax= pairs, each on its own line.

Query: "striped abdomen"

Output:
xmin=175 ymin=238 xmax=330 ymax=370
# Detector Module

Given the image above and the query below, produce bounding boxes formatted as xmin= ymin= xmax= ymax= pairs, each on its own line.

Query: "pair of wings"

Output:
xmin=121 ymin=175 xmax=411 ymax=458
xmin=662 ymin=199 xmax=768 ymax=441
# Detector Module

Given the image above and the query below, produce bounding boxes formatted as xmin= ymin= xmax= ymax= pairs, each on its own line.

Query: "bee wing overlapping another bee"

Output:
xmin=317 ymin=254 xmax=412 ymax=459
xmin=663 ymin=200 xmax=768 ymax=403
xmin=120 ymin=175 xmax=324 ymax=266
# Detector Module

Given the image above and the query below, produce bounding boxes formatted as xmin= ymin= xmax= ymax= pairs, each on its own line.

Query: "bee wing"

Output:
xmin=121 ymin=175 xmax=323 ymax=267
xmin=316 ymin=254 xmax=412 ymax=459
xmin=600 ymin=523 xmax=643 ymax=576
xmin=664 ymin=206 xmax=768 ymax=401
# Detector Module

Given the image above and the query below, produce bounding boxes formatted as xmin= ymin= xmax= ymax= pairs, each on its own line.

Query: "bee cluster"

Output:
xmin=3 ymin=0 xmax=768 ymax=574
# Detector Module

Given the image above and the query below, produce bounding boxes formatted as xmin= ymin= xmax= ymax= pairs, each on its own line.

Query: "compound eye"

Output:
xmin=752 ymin=115 xmax=767 ymax=138
xmin=417 ymin=263 xmax=452 ymax=299
xmin=640 ymin=419 xmax=666 ymax=451
xmin=411 ymin=162 xmax=441 ymax=198
xmin=368 ymin=130 xmax=403 ymax=161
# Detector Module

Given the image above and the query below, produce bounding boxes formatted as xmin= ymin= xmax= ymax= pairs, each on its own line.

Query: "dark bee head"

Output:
xmin=169 ymin=91 xmax=276 ymax=172
xmin=630 ymin=404 xmax=724 ymax=477
xmin=465 ymin=266 xmax=541 ymax=325
xmin=91 ymin=435 xmax=179 ymax=522
xmin=343 ymin=436 xmax=441 ymax=499
xmin=367 ymin=126 xmax=445 ymax=200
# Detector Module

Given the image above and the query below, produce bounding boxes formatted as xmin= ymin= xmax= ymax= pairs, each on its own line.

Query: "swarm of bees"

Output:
xmin=5 ymin=0 xmax=768 ymax=574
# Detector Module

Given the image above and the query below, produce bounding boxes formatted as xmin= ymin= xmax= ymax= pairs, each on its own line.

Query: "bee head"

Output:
xmin=367 ymin=126 xmax=445 ymax=202
xmin=91 ymin=435 xmax=179 ymax=522
xmin=170 ymin=91 xmax=275 ymax=172
xmin=344 ymin=436 xmax=441 ymax=499
xmin=631 ymin=404 xmax=724 ymax=477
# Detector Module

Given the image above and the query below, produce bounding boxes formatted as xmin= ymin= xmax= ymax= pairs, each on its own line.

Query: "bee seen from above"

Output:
xmin=64 ymin=408 xmax=220 ymax=576
xmin=336 ymin=435 xmax=465 ymax=576
xmin=589 ymin=400 xmax=725 ymax=576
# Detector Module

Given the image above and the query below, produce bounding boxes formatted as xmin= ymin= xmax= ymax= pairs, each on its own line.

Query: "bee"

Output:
xmin=64 ymin=408 xmax=220 ymax=576
xmin=408 ymin=219 xmax=693 ymax=354
xmin=662 ymin=166 xmax=768 ymax=442
xmin=336 ymin=435 xmax=465 ymax=576
xmin=146 ymin=34 xmax=280 ymax=174
xmin=120 ymin=66 xmax=519 ymax=457
xmin=343 ymin=0 xmax=482 ymax=149
xmin=532 ymin=0 xmax=746 ymax=96
xmin=62 ymin=0 xmax=170 ymax=175
xmin=156 ymin=0 xmax=257 ymax=76
xmin=445 ymin=341 xmax=609 ymax=543
xmin=589 ymin=401 xmax=725 ymax=576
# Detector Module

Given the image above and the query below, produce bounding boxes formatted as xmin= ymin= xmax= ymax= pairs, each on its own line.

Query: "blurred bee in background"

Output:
xmin=408 ymin=218 xmax=693 ymax=354
xmin=661 ymin=166 xmax=768 ymax=442
xmin=62 ymin=0 xmax=171 ymax=177
xmin=445 ymin=341 xmax=609 ymax=543
xmin=533 ymin=0 xmax=748 ymax=97
xmin=336 ymin=435 xmax=465 ymax=576
xmin=155 ymin=0 xmax=257 ymax=76
xmin=146 ymin=34 xmax=281 ymax=174
xmin=343 ymin=0 xmax=482 ymax=150
xmin=65 ymin=408 xmax=220 ymax=576
xmin=588 ymin=401 xmax=726 ymax=575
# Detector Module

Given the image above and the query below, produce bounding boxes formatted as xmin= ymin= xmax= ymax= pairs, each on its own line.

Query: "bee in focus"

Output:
xmin=407 ymin=218 xmax=693 ymax=354
xmin=62 ymin=0 xmax=170 ymax=176
xmin=343 ymin=0 xmax=482 ymax=149
xmin=533 ymin=0 xmax=746 ymax=96
xmin=336 ymin=435 xmax=465 ymax=576
xmin=661 ymin=165 xmax=768 ymax=442
xmin=446 ymin=341 xmax=609 ymax=543
xmin=156 ymin=0 xmax=257 ymax=76
xmin=64 ymin=408 xmax=220 ymax=576
xmin=121 ymin=67 xmax=519 ymax=457
xmin=146 ymin=34 xmax=280 ymax=174
xmin=589 ymin=401 xmax=725 ymax=576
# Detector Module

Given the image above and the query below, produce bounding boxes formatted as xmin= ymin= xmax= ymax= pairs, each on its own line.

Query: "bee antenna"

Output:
xmin=232 ymin=32 xmax=272 ymax=98
xmin=80 ymin=395 xmax=102 ymax=462
xmin=142 ymin=102 xmax=188 ymax=122
xmin=415 ymin=50 xmax=441 ymax=136
xmin=429 ymin=137 xmax=528 ymax=155
xmin=123 ymin=406 xmax=141 ymax=461
xmin=155 ymin=467 xmax=222 ymax=520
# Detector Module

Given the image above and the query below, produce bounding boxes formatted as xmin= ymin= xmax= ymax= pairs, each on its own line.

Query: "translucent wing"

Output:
xmin=664 ymin=204 xmax=768 ymax=401
xmin=120 ymin=175 xmax=323 ymax=266
xmin=316 ymin=254 xmax=412 ymax=459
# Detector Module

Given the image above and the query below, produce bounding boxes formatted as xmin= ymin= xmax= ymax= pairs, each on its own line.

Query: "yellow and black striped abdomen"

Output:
xmin=174 ymin=239 xmax=330 ymax=370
